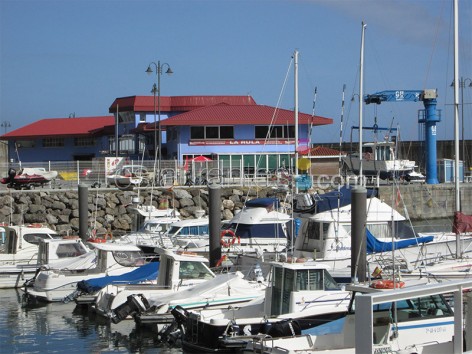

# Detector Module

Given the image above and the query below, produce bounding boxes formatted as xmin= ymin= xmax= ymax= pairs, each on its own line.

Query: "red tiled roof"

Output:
xmin=1 ymin=116 xmax=115 ymax=139
xmin=159 ymin=104 xmax=333 ymax=127
xmin=309 ymin=146 xmax=346 ymax=156
xmin=109 ymin=95 xmax=257 ymax=113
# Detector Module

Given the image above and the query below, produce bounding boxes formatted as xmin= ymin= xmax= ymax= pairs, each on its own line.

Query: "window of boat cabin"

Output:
xmin=375 ymin=145 xmax=392 ymax=161
xmin=270 ymin=266 xmax=340 ymax=316
xmin=231 ymin=222 xmax=287 ymax=239
xmin=350 ymin=294 xmax=452 ymax=320
xmin=0 ymin=227 xmax=16 ymax=254
xmin=306 ymin=221 xmax=329 ymax=240
xmin=112 ymin=250 xmax=146 ymax=267
xmin=179 ymin=261 xmax=213 ymax=280
xmin=55 ymin=243 xmax=88 ymax=258
xmin=168 ymin=224 xmax=209 ymax=236
xmin=23 ymin=233 xmax=53 ymax=245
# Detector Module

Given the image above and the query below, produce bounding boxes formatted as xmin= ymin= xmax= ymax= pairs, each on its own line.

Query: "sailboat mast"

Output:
xmin=453 ymin=0 xmax=460 ymax=212
xmin=453 ymin=0 xmax=461 ymax=258
xmin=294 ymin=49 xmax=299 ymax=193
xmin=359 ymin=22 xmax=367 ymax=185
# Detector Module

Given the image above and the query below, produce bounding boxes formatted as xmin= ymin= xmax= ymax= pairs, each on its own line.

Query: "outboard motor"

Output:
xmin=111 ymin=294 xmax=150 ymax=324
xmin=262 ymin=319 xmax=301 ymax=338
xmin=171 ymin=305 xmax=190 ymax=328
xmin=6 ymin=168 xmax=16 ymax=186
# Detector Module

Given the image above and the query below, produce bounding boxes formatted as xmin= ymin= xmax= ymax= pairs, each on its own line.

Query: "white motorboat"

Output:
xmin=167 ymin=215 xmax=212 ymax=249
xmin=171 ymin=259 xmax=351 ymax=353
xmin=171 ymin=198 xmax=292 ymax=262
xmin=91 ymin=248 xmax=215 ymax=322
xmin=0 ymin=224 xmax=88 ymax=289
xmin=90 ymin=248 xmax=266 ymax=332
xmin=22 ymin=242 xmax=146 ymax=303
xmin=115 ymin=215 xmax=181 ymax=252
xmin=242 ymin=278 xmax=461 ymax=354
xmin=293 ymin=195 xmax=472 ymax=279
xmin=341 ymin=130 xmax=416 ymax=180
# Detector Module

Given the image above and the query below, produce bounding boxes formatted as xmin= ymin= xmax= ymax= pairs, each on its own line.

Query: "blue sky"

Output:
xmin=1 ymin=0 xmax=471 ymax=144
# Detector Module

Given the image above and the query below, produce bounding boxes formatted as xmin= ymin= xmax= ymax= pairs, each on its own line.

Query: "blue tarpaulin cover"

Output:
xmin=366 ymin=229 xmax=434 ymax=254
xmin=77 ymin=261 xmax=159 ymax=293
xmin=316 ymin=185 xmax=377 ymax=213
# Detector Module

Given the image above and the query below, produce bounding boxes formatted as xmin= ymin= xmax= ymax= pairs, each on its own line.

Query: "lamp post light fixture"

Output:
xmin=451 ymin=77 xmax=472 ymax=165
xmin=1 ymin=121 xmax=11 ymax=135
xmin=146 ymin=61 xmax=173 ymax=170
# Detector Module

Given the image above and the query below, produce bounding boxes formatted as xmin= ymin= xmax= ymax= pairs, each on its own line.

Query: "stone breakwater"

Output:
xmin=0 ymin=187 xmax=289 ymax=236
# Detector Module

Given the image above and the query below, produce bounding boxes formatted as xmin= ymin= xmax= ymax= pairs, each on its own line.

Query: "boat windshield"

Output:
xmin=179 ymin=260 xmax=213 ymax=280
xmin=112 ymin=250 xmax=146 ymax=267
xmin=350 ymin=294 xmax=453 ymax=321
xmin=168 ymin=225 xmax=209 ymax=237
xmin=140 ymin=222 xmax=170 ymax=233
xmin=23 ymin=233 xmax=55 ymax=245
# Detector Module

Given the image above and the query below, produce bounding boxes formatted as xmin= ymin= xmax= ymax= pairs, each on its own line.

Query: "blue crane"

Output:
xmin=363 ymin=89 xmax=440 ymax=184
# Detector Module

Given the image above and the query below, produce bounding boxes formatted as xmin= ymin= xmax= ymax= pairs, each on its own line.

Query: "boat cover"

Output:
xmin=366 ymin=229 xmax=433 ymax=254
xmin=245 ymin=197 xmax=280 ymax=209
xmin=453 ymin=211 xmax=472 ymax=234
xmin=77 ymin=261 xmax=159 ymax=293
xmin=301 ymin=185 xmax=377 ymax=214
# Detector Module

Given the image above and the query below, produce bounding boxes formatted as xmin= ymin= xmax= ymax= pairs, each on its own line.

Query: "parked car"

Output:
xmin=106 ymin=165 xmax=155 ymax=188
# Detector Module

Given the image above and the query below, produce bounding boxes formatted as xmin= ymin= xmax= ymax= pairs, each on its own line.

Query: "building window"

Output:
xmin=16 ymin=140 xmax=35 ymax=148
xmin=74 ymin=137 xmax=95 ymax=147
xmin=255 ymin=125 xmax=294 ymax=139
xmin=43 ymin=138 xmax=65 ymax=147
xmin=190 ymin=126 xmax=234 ymax=140
xmin=206 ymin=127 xmax=219 ymax=139
xmin=220 ymin=126 xmax=233 ymax=139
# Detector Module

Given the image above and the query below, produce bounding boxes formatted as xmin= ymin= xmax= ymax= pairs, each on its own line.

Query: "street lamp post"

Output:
xmin=1 ymin=121 xmax=11 ymax=135
xmin=451 ymin=77 xmax=472 ymax=166
xmin=146 ymin=61 xmax=173 ymax=170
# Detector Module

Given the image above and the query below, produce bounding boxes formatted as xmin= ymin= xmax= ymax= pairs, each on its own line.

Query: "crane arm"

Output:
xmin=364 ymin=90 xmax=423 ymax=104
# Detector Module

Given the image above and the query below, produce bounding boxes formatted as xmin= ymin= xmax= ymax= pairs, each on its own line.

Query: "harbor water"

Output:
xmin=0 ymin=289 xmax=182 ymax=354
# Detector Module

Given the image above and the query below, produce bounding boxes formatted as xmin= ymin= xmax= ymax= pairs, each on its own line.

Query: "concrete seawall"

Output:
xmin=0 ymin=186 xmax=288 ymax=235
xmin=377 ymin=183 xmax=472 ymax=220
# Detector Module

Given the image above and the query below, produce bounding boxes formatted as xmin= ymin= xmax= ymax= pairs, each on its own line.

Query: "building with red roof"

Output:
xmin=1 ymin=95 xmax=333 ymax=171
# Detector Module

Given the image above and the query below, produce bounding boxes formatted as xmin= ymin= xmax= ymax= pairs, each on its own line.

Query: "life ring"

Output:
xmin=220 ymin=229 xmax=240 ymax=248
xmin=370 ymin=279 xmax=405 ymax=289
xmin=216 ymin=254 xmax=228 ymax=267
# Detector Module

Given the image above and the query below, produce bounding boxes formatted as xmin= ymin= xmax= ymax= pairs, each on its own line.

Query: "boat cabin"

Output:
xmin=166 ymin=217 xmax=211 ymax=248
xmin=342 ymin=282 xmax=455 ymax=348
xmin=264 ymin=261 xmax=341 ymax=316
xmin=37 ymin=238 xmax=89 ymax=264
xmin=155 ymin=248 xmax=215 ymax=289
xmin=87 ymin=243 xmax=146 ymax=272
xmin=294 ymin=197 xmax=415 ymax=261
xmin=362 ymin=141 xmax=394 ymax=161
xmin=0 ymin=225 xmax=58 ymax=255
